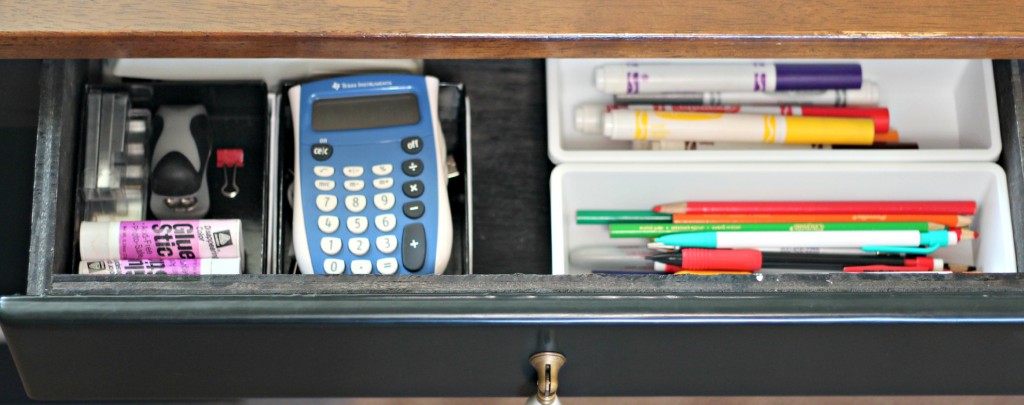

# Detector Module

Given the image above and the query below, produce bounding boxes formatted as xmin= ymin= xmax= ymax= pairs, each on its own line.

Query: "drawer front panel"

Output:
xmin=5 ymin=295 xmax=1024 ymax=399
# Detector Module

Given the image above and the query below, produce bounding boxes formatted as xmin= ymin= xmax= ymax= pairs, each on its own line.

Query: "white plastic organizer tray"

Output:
xmin=550 ymin=163 xmax=1016 ymax=275
xmin=546 ymin=59 xmax=1001 ymax=163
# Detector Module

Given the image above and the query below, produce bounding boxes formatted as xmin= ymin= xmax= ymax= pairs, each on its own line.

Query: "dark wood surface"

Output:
xmin=3 ymin=1 xmax=1024 ymax=58
xmin=426 ymin=60 xmax=554 ymax=274
xmin=0 ymin=61 xmax=39 ymax=296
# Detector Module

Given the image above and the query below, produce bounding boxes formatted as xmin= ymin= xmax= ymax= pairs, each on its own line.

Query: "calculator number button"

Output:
xmin=373 ymin=177 xmax=394 ymax=190
xmin=374 ymin=192 xmax=396 ymax=210
xmin=311 ymin=144 xmax=333 ymax=161
xmin=318 ymin=215 xmax=340 ymax=233
xmin=342 ymin=166 xmax=364 ymax=177
xmin=316 ymin=195 xmax=338 ymax=212
xmin=344 ymin=195 xmax=366 ymax=213
xmin=343 ymin=179 xmax=364 ymax=192
xmin=320 ymin=237 xmax=342 ymax=255
xmin=372 ymin=164 xmax=393 ymax=176
xmin=403 ymin=201 xmax=424 ymax=219
xmin=402 ymin=180 xmax=424 ymax=198
xmin=376 ymin=235 xmax=398 ymax=254
xmin=349 ymin=237 xmax=370 ymax=256
xmin=402 ymin=136 xmax=423 ymax=154
xmin=314 ymin=179 xmax=335 ymax=191
xmin=375 ymin=214 xmax=397 ymax=232
xmin=402 ymin=159 xmax=423 ymax=176
xmin=377 ymin=258 xmax=399 ymax=275
xmin=351 ymin=260 xmax=372 ymax=275
xmin=313 ymin=166 xmax=335 ymax=177
xmin=323 ymin=259 xmax=345 ymax=274
xmin=402 ymin=223 xmax=427 ymax=272
xmin=347 ymin=216 xmax=368 ymax=234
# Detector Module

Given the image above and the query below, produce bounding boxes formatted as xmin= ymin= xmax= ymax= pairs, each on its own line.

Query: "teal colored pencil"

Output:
xmin=608 ymin=221 xmax=943 ymax=238
xmin=576 ymin=210 xmax=673 ymax=225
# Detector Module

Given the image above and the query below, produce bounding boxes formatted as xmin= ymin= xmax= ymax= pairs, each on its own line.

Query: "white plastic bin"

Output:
xmin=550 ymin=163 xmax=1016 ymax=275
xmin=547 ymin=59 xmax=1001 ymax=163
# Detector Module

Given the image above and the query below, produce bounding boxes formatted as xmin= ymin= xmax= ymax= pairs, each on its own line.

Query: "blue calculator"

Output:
xmin=289 ymin=74 xmax=452 ymax=275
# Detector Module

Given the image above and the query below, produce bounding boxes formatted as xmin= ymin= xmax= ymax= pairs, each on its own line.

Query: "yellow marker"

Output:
xmin=613 ymin=110 xmax=874 ymax=146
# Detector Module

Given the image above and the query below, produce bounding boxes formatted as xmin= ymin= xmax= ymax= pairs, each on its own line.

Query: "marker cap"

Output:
xmin=574 ymin=104 xmax=606 ymax=135
xmin=774 ymin=63 xmax=862 ymax=91
xmin=919 ymin=230 xmax=956 ymax=248
xmin=680 ymin=248 xmax=761 ymax=271
xmin=654 ymin=232 xmax=718 ymax=248
xmin=79 ymin=221 xmax=120 ymax=261
xmin=594 ymin=65 xmax=615 ymax=93
xmin=845 ymin=82 xmax=880 ymax=106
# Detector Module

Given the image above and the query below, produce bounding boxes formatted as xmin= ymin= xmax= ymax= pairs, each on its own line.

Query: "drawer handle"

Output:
xmin=527 ymin=352 xmax=566 ymax=405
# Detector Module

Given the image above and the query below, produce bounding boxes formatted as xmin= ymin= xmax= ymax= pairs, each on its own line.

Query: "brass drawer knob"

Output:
xmin=527 ymin=352 xmax=566 ymax=405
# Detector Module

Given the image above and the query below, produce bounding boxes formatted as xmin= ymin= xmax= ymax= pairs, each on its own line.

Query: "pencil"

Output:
xmin=654 ymin=201 xmax=976 ymax=215
xmin=670 ymin=213 xmax=972 ymax=228
xmin=576 ymin=210 xmax=673 ymax=224
xmin=608 ymin=221 xmax=945 ymax=238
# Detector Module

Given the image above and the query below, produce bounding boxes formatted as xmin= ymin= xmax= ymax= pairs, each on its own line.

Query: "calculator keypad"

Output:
xmin=374 ymin=192 xmax=395 ymax=210
xmin=402 ymin=223 xmax=426 ymax=272
xmin=375 ymin=214 xmax=396 ymax=232
xmin=372 ymin=164 xmax=393 ymax=176
xmin=373 ymin=177 xmax=393 ymax=189
xmin=402 ymin=159 xmax=423 ymax=176
xmin=377 ymin=258 xmax=399 ymax=275
xmin=343 ymin=179 xmax=364 ymax=192
xmin=307 ymin=133 xmax=433 ymax=275
xmin=347 ymin=216 xmax=368 ymax=234
xmin=345 ymin=195 xmax=366 ymax=213
xmin=342 ymin=166 xmax=364 ymax=177
xmin=314 ymin=165 xmax=335 ymax=177
xmin=320 ymin=237 xmax=342 ymax=255
xmin=323 ymin=259 xmax=345 ymax=274
xmin=376 ymin=235 xmax=398 ymax=254
xmin=314 ymin=179 xmax=335 ymax=191
xmin=403 ymin=201 xmax=424 ymax=219
xmin=318 ymin=215 xmax=340 ymax=233
xmin=351 ymin=260 xmax=372 ymax=275
xmin=316 ymin=195 xmax=338 ymax=212
xmin=402 ymin=180 xmax=424 ymax=198
xmin=348 ymin=237 xmax=370 ymax=256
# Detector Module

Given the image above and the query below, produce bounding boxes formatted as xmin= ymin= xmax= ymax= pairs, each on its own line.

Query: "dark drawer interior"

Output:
xmin=4 ymin=59 xmax=1024 ymax=400
xmin=17 ymin=59 xmax=1024 ymax=297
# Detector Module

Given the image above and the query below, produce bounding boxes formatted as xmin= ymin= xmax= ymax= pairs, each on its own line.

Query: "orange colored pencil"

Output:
xmin=671 ymin=213 xmax=971 ymax=228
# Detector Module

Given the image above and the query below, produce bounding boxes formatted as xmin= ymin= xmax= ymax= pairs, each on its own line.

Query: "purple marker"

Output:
xmin=595 ymin=62 xmax=862 ymax=94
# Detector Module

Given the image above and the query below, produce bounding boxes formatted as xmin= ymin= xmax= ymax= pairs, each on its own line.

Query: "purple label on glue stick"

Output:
xmin=118 ymin=220 xmax=241 ymax=260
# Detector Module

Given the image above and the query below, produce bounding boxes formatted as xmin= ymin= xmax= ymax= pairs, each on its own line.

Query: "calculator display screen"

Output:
xmin=312 ymin=93 xmax=421 ymax=131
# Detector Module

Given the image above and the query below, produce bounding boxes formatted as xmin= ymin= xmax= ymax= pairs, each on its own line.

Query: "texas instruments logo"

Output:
xmin=213 ymin=230 xmax=234 ymax=248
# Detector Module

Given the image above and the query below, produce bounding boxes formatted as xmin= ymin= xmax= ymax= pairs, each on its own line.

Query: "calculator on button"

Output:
xmin=289 ymin=74 xmax=452 ymax=275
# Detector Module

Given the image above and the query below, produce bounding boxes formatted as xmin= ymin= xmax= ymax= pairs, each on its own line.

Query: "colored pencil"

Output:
xmin=670 ymin=213 xmax=972 ymax=228
xmin=654 ymin=201 xmax=976 ymax=215
xmin=608 ymin=221 xmax=944 ymax=238
xmin=655 ymin=230 xmax=960 ymax=249
xmin=576 ymin=210 xmax=673 ymax=224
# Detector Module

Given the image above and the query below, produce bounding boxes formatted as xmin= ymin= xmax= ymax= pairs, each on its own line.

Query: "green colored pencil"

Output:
xmin=608 ymin=221 xmax=944 ymax=238
xmin=576 ymin=210 xmax=673 ymax=225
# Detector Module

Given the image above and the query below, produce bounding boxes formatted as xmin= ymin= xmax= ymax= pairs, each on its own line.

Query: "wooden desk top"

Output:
xmin=2 ymin=0 xmax=1023 ymax=58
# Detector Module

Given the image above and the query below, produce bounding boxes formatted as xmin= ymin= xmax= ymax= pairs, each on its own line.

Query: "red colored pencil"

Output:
xmin=653 ymin=201 xmax=976 ymax=215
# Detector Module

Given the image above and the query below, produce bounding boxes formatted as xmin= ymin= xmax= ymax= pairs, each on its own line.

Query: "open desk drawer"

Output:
xmin=4 ymin=60 xmax=1024 ymax=400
